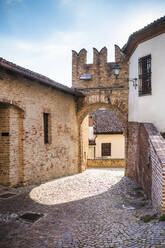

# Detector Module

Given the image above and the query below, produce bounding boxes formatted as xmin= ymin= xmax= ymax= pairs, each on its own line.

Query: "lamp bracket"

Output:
xmin=129 ymin=78 xmax=138 ymax=89
xmin=115 ymin=77 xmax=138 ymax=89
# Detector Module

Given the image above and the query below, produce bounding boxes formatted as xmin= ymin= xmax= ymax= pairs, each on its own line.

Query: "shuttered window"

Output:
xmin=101 ymin=143 xmax=111 ymax=156
xmin=139 ymin=55 xmax=151 ymax=96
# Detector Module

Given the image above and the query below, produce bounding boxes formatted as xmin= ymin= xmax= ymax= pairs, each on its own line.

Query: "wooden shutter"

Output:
xmin=101 ymin=143 xmax=111 ymax=156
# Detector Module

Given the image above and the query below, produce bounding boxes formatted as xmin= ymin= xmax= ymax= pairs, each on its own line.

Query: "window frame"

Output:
xmin=43 ymin=113 xmax=51 ymax=144
xmin=101 ymin=143 xmax=111 ymax=157
xmin=138 ymin=54 xmax=152 ymax=96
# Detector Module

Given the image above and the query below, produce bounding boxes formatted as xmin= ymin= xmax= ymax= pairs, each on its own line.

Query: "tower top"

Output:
xmin=72 ymin=46 xmax=128 ymax=89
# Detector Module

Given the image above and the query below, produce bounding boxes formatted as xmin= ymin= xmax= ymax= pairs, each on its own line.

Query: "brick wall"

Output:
xmin=81 ymin=115 xmax=89 ymax=171
xmin=125 ymin=122 xmax=139 ymax=179
xmin=126 ymin=122 xmax=165 ymax=214
xmin=138 ymin=124 xmax=152 ymax=197
xmin=72 ymin=47 xmax=128 ymax=89
xmin=0 ymin=104 xmax=10 ymax=185
xmin=9 ymin=106 xmax=24 ymax=186
xmin=0 ymin=68 xmax=79 ymax=186
xmin=144 ymin=123 xmax=165 ymax=213
xmin=87 ymin=159 xmax=125 ymax=168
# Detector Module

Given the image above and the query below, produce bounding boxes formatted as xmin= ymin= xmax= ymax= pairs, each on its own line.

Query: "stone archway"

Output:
xmin=77 ymin=102 xmax=127 ymax=132
xmin=76 ymin=88 xmax=128 ymax=128
xmin=0 ymin=102 xmax=24 ymax=186
xmin=72 ymin=46 xmax=129 ymax=174
xmin=76 ymin=88 xmax=128 ymax=172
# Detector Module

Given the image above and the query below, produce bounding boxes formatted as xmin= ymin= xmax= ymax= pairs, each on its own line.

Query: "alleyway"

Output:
xmin=0 ymin=168 xmax=165 ymax=248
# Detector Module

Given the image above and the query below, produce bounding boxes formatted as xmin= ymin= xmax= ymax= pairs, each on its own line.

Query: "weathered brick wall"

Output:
xmin=150 ymin=137 xmax=163 ymax=213
xmin=72 ymin=46 xmax=129 ymax=173
xmin=138 ymin=124 xmax=152 ymax=197
xmin=144 ymin=123 xmax=165 ymax=213
xmin=0 ymin=68 xmax=79 ymax=186
xmin=162 ymin=165 xmax=165 ymax=213
xmin=9 ymin=106 xmax=24 ymax=186
xmin=0 ymin=104 xmax=10 ymax=185
xmin=126 ymin=121 xmax=165 ymax=213
xmin=81 ymin=115 xmax=89 ymax=171
xmin=87 ymin=159 xmax=125 ymax=168
xmin=72 ymin=47 xmax=128 ymax=89
xmin=125 ymin=122 xmax=139 ymax=179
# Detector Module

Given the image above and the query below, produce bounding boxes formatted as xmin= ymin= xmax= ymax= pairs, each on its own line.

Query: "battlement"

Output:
xmin=72 ymin=47 xmax=108 ymax=66
xmin=72 ymin=46 xmax=128 ymax=89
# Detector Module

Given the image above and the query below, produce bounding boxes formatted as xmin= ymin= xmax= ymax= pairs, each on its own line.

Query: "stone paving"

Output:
xmin=0 ymin=168 xmax=165 ymax=248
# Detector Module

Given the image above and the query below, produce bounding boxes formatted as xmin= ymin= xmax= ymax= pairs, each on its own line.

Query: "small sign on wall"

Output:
xmin=80 ymin=75 xmax=92 ymax=80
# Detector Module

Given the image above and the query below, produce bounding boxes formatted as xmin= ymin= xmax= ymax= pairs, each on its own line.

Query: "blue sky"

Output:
xmin=0 ymin=0 xmax=165 ymax=86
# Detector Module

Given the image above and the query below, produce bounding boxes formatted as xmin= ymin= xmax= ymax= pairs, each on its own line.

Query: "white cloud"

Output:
xmin=0 ymin=31 xmax=86 ymax=86
xmin=1 ymin=1 xmax=165 ymax=87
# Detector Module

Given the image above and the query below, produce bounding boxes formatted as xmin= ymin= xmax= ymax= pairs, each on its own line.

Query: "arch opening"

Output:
xmin=0 ymin=102 xmax=24 ymax=186
xmin=77 ymin=103 xmax=127 ymax=173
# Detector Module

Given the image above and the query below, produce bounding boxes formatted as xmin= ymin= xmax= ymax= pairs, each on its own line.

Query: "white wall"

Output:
xmin=95 ymin=134 xmax=125 ymax=159
xmin=88 ymin=126 xmax=95 ymax=140
xmin=129 ymin=32 xmax=165 ymax=132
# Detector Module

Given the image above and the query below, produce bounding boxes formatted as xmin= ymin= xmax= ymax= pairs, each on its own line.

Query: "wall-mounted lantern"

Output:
xmin=112 ymin=64 xmax=121 ymax=78
xmin=112 ymin=64 xmax=138 ymax=89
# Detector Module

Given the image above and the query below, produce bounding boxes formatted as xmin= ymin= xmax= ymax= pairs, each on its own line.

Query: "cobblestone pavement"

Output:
xmin=0 ymin=168 xmax=165 ymax=248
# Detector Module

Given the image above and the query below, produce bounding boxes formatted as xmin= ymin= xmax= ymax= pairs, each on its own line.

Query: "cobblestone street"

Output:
xmin=0 ymin=168 xmax=165 ymax=248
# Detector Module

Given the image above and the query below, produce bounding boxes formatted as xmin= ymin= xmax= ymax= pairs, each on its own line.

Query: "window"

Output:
xmin=43 ymin=113 xmax=50 ymax=144
xmin=101 ymin=143 xmax=111 ymax=156
xmin=139 ymin=55 xmax=151 ymax=96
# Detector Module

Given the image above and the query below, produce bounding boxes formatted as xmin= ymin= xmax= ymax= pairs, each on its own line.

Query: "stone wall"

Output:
xmin=126 ymin=122 xmax=165 ymax=214
xmin=76 ymin=88 xmax=128 ymax=130
xmin=125 ymin=122 xmax=139 ymax=179
xmin=81 ymin=115 xmax=89 ymax=171
xmin=0 ymin=104 xmax=10 ymax=185
xmin=138 ymin=124 xmax=152 ymax=197
xmin=72 ymin=46 xmax=128 ymax=89
xmin=0 ymin=68 xmax=79 ymax=186
xmin=9 ymin=106 xmax=24 ymax=186
xmin=72 ymin=46 xmax=129 ymax=173
xmin=87 ymin=159 xmax=125 ymax=168
xmin=143 ymin=124 xmax=165 ymax=213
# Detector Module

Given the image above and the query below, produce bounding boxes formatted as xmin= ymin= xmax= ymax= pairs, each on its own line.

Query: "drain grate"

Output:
xmin=0 ymin=193 xmax=16 ymax=199
xmin=19 ymin=212 xmax=43 ymax=223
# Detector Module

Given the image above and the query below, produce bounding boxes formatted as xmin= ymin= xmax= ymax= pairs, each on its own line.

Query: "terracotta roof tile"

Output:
xmin=90 ymin=110 xmax=123 ymax=134
xmin=122 ymin=15 xmax=165 ymax=57
xmin=0 ymin=57 xmax=84 ymax=97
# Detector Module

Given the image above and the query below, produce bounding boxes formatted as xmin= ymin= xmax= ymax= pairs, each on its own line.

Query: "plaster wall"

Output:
xmin=95 ymin=134 xmax=125 ymax=159
xmin=129 ymin=32 xmax=165 ymax=132
xmin=88 ymin=126 xmax=94 ymax=140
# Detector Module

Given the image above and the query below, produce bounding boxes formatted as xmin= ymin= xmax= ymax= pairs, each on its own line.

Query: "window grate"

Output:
xmin=139 ymin=55 xmax=151 ymax=96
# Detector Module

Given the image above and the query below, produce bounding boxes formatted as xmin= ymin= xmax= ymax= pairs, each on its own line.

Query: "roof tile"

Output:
xmin=0 ymin=57 xmax=83 ymax=96
xmin=90 ymin=109 xmax=123 ymax=134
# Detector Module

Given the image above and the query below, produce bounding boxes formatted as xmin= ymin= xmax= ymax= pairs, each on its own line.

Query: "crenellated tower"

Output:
xmin=72 ymin=46 xmax=128 ymax=89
